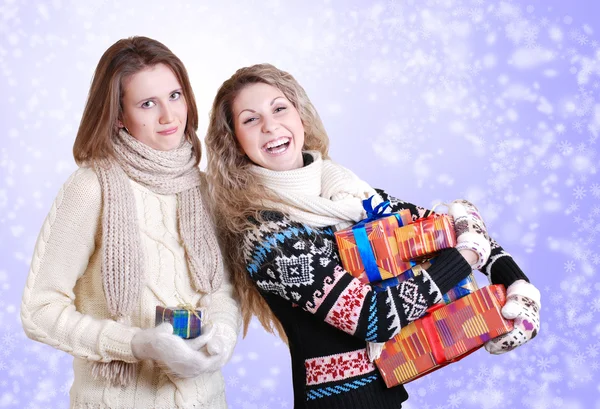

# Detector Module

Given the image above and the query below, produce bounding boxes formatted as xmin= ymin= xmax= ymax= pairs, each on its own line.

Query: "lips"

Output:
xmin=158 ymin=126 xmax=178 ymax=135
xmin=262 ymin=137 xmax=291 ymax=154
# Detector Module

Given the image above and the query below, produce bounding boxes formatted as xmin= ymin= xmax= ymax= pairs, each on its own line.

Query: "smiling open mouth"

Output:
xmin=262 ymin=137 xmax=291 ymax=154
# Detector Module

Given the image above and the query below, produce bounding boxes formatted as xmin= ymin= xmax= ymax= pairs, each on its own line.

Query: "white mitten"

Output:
xmin=203 ymin=323 xmax=236 ymax=369
xmin=131 ymin=323 xmax=220 ymax=378
xmin=448 ymin=199 xmax=491 ymax=270
xmin=485 ymin=280 xmax=541 ymax=355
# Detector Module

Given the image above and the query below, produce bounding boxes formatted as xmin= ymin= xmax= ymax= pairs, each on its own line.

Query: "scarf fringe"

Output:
xmin=91 ymin=361 xmax=137 ymax=387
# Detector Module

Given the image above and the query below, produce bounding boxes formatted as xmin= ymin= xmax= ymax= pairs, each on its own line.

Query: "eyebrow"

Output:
xmin=237 ymin=96 xmax=285 ymax=118
xmin=134 ymin=88 xmax=182 ymax=105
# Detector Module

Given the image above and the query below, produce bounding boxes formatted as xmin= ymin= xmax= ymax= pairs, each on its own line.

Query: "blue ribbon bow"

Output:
xmin=351 ymin=196 xmax=408 ymax=282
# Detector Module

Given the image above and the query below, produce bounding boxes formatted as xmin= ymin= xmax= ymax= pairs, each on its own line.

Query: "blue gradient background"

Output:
xmin=1 ymin=1 xmax=599 ymax=408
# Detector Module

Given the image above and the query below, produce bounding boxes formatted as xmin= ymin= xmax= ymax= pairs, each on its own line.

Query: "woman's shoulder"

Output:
xmin=55 ymin=166 xmax=102 ymax=208
xmin=243 ymin=211 xmax=332 ymax=249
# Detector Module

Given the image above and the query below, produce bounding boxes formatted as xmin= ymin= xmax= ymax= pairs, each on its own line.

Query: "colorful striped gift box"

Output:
xmin=374 ymin=285 xmax=512 ymax=387
xmin=394 ymin=214 xmax=456 ymax=262
xmin=155 ymin=306 xmax=202 ymax=339
xmin=334 ymin=209 xmax=415 ymax=284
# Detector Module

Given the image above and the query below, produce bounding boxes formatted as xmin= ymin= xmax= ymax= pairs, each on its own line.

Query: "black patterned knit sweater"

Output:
xmin=242 ymin=191 xmax=528 ymax=409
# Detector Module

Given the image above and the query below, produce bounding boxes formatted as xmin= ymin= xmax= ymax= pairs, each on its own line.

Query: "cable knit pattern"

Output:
xmin=21 ymin=167 xmax=240 ymax=409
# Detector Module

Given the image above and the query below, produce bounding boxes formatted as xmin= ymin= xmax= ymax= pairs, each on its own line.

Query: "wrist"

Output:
xmin=507 ymin=279 xmax=541 ymax=308
xmin=458 ymin=248 xmax=478 ymax=266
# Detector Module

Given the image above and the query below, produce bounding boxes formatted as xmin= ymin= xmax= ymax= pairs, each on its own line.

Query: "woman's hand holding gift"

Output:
xmin=131 ymin=323 xmax=220 ymax=378
xmin=484 ymin=280 xmax=541 ymax=354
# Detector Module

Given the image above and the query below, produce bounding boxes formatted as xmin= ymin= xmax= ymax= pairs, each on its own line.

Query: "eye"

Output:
xmin=170 ymin=91 xmax=182 ymax=100
xmin=274 ymin=106 xmax=287 ymax=113
xmin=141 ymin=100 xmax=155 ymax=109
xmin=242 ymin=117 xmax=258 ymax=125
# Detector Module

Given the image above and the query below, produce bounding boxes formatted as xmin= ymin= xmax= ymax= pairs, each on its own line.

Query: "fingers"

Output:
xmin=207 ymin=339 xmax=222 ymax=356
xmin=484 ymin=331 xmax=515 ymax=355
xmin=155 ymin=322 xmax=174 ymax=334
xmin=189 ymin=351 xmax=222 ymax=373
xmin=185 ymin=325 xmax=216 ymax=350
xmin=166 ymin=350 xmax=223 ymax=378
xmin=501 ymin=298 xmax=524 ymax=320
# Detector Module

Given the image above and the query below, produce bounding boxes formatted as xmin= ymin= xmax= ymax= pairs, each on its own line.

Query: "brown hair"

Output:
xmin=73 ymin=36 xmax=201 ymax=165
xmin=205 ymin=63 xmax=330 ymax=340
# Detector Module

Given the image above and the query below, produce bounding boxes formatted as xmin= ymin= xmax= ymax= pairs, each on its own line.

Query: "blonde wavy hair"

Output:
xmin=205 ymin=63 xmax=329 ymax=340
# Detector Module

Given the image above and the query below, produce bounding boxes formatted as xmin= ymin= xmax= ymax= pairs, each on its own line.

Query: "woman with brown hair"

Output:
xmin=21 ymin=36 xmax=240 ymax=408
xmin=204 ymin=63 xmax=541 ymax=408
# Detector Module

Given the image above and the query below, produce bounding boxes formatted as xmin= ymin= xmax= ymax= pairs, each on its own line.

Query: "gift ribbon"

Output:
xmin=420 ymin=303 xmax=447 ymax=364
xmin=351 ymin=196 xmax=400 ymax=282
xmin=174 ymin=294 xmax=202 ymax=321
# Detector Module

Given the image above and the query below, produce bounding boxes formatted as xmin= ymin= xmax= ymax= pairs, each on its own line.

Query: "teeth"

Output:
xmin=264 ymin=138 xmax=289 ymax=149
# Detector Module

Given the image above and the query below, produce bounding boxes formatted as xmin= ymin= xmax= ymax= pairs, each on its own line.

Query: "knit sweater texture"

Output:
xmin=241 ymin=157 xmax=528 ymax=409
xmin=21 ymin=167 xmax=241 ymax=409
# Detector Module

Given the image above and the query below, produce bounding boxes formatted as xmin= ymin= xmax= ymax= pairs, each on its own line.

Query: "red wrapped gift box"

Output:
xmin=375 ymin=285 xmax=513 ymax=387
xmin=394 ymin=214 xmax=456 ymax=262
xmin=335 ymin=209 xmax=414 ymax=283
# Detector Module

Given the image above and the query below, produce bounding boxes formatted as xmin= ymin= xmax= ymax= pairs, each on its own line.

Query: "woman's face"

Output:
xmin=119 ymin=63 xmax=187 ymax=151
xmin=232 ymin=82 xmax=305 ymax=171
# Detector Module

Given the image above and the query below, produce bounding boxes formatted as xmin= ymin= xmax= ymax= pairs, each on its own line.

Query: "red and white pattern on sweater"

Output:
xmin=305 ymin=348 xmax=375 ymax=385
xmin=324 ymin=276 xmax=369 ymax=334
xmin=305 ymin=265 xmax=346 ymax=314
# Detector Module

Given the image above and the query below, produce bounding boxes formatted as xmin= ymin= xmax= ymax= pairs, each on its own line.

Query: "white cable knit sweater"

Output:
xmin=21 ymin=167 xmax=241 ymax=409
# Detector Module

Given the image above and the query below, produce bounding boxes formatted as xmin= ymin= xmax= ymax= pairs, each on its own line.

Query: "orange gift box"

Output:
xmin=375 ymin=285 xmax=513 ymax=387
xmin=395 ymin=214 xmax=457 ymax=262
xmin=335 ymin=209 xmax=414 ymax=283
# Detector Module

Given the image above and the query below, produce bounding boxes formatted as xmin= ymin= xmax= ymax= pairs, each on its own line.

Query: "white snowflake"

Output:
xmin=564 ymin=260 xmax=576 ymax=273
xmin=558 ymin=140 xmax=573 ymax=155
xmin=573 ymin=186 xmax=586 ymax=199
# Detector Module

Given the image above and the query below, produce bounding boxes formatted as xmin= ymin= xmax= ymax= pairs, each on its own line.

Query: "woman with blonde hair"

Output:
xmin=205 ymin=63 xmax=541 ymax=408
xmin=21 ymin=36 xmax=240 ymax=408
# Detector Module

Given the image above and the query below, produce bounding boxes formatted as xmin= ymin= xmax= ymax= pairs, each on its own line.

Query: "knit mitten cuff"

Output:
xmin=506 ymin=279 xmax=541 ymax=309
xmin=449 ymin=200 xmax=491 ymax=270
xmin=455 ymin=235 xmax=490 ymax=270
xmin=424 ymin=247 xmax=473 ymax=295
xmin=487 ymin=255 xmax=529 ymax=288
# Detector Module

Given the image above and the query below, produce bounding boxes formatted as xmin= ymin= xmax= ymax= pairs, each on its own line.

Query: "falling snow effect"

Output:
xmin=1 ymin=0 xmax=599 ymax=408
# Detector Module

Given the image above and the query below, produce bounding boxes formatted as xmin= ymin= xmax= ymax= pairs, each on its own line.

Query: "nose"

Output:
xmin=261 ymin=115 xmax=279 ymax=134
xmin=159 ymin=104 xmax=175 ymax=124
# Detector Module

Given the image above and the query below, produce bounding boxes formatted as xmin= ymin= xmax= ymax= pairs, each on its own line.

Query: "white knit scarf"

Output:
xmin=249 ymin=151 xmax=379 ymax=230
xmin=91 ymin=129 xmax=223 ymax=385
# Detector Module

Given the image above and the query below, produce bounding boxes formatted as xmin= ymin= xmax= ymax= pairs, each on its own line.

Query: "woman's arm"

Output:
xmin=376 ymin=189 xmax=529 ymax=287
xmin=21 ymin=168 xmax=140 ymax=363
xmin=242 ymin=213 xmax=471 ymax=343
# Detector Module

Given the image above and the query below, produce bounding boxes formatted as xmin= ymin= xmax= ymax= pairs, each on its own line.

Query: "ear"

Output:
xmin=117 ymin=120 xmax=124 ymax=128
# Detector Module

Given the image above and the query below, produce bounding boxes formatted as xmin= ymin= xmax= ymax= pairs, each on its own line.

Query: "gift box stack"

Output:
xmin=334 ymin=198 xmax=510 ymax=385
xmin=334 ymin=201 xmax=470 ymax=297
xmin=374 ymin=285 xmax=513 ymax=386
xmin=155 ymin=306 xmax=202 ymax=339
xmin=334 ymin=208 xmax=415 ymax=284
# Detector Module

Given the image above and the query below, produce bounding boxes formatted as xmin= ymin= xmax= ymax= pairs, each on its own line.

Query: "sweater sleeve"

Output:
xmin=376 ymin=189 xmax=529 ymax=287
xmin=20 ymin=167 xmax=140 ymax=363
xmin=198 ymin=171 xmax=241 ymax=351
xmin=242 ymin=216 xmax=471 ymax=343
